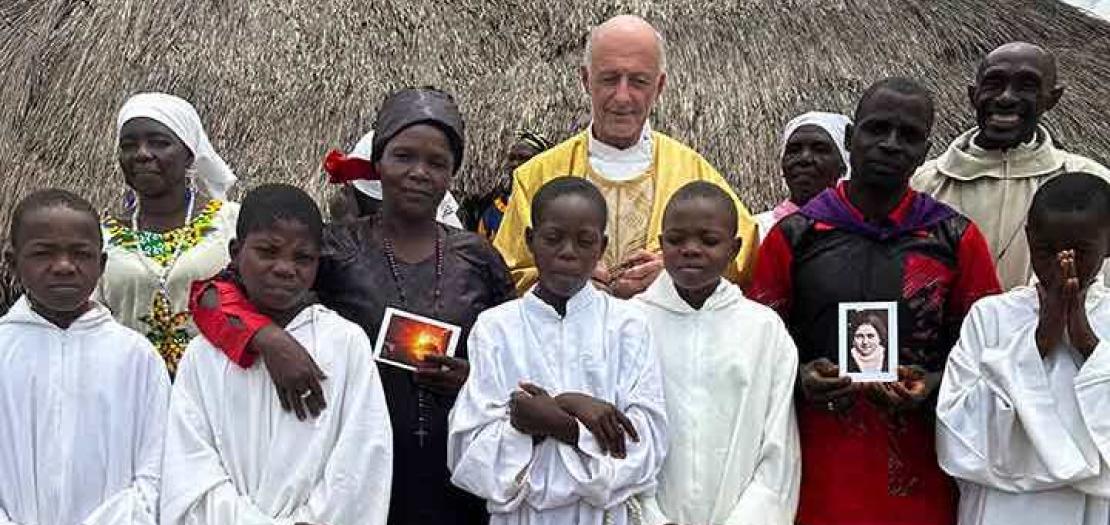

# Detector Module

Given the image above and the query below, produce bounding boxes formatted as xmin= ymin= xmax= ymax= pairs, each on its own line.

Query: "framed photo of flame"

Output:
xmin=373 ymin=307 xmax=461 ymax=372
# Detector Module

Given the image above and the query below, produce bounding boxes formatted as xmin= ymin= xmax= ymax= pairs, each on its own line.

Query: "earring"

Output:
xmin=186 ymin=167 xmax=199 ymax=198
xmin=122 ymin=188 xmax=137 ymax=213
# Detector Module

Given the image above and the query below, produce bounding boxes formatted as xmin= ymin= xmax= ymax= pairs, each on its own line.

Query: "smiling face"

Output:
xmin=970 ymin=43 xmax=1062 ymax=151
xmin=232 ymin=219 xmax=320 ymax=320
xmin=853 ymin=322 xmax=882 ymax=356
xmin=118 ymin=117 xmax=194 ymax=199
xmin=581 ymin=17 xmax=666 ymax=150
xmin=849 ymin=88 xmax=933 ymax=193
xmin=527 ymin=193 xmax=608 ymax=299
xmin=10 ymin=206 xmax=104 ymax=321
xmin=660 ymin=196 xmax=740 ymax=294
xmin=377 ymin=124 xmax=454 ymax=221
xmin=782 ymin=125 xmax=845 ymax=206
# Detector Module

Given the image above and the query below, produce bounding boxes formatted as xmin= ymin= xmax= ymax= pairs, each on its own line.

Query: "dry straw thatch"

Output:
xmin=2 ymin=0 xmax=1110 ymax=311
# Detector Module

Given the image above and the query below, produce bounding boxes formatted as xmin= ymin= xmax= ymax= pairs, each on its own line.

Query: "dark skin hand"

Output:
xmin=415 ymin=354 xmax=470 ymax=395
xmin=607 ymin=249 xmax=665 ymax=300
xmin=252 ymin=324 xmax=328 ymax=420
xmin=799 ymin=358 xmax=856 ymax=412
xmin=866 ymin=366 xmax=935 ymax=414
xmin=509 ymin=383 xmax=579 ymax=444
xmin=198 ymin=285 xmax=327 ymax=420
xmin=1038 ymin=250 xmax=1100 ymax=357
xmin=555 ymin=392 xmax=640 ymax=459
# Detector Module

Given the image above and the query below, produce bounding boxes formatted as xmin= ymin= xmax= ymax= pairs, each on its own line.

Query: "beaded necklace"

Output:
xmin=381 ymin=224 xmax=444 ymax=448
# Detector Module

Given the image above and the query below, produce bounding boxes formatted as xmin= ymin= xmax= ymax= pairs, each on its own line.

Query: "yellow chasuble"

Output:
xmin=493 ymin=130 xmax=758 ymax=294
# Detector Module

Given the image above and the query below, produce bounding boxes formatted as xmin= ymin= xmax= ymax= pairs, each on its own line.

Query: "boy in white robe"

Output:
xmin=936 ymin=172 xmax=1110 ymax=525
xmin=448 ymin=176 xmax=669 ymax=525
xmin=633 ymin=182 xmax=801 ymax=525
xmin=0 ymin=190 xmax=169 ymax=525
xmin=160 ymin=184 xmax=393 ymax=525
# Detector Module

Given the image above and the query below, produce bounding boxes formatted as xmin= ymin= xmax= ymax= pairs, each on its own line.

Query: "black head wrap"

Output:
xmin=371 ymin=87 xmax=465 ymax=172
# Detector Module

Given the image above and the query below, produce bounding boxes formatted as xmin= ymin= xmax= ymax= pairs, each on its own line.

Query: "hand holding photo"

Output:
xmin=838 ymin=302 xmax=898 ymax=382
xmin=373 ymin=308 xmax=462 ymax=372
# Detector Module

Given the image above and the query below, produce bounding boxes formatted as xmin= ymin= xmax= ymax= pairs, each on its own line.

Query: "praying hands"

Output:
xmin=1036 ymin=249 xmax=1100 ymax=357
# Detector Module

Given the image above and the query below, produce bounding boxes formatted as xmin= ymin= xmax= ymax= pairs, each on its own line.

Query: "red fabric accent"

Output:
xmin=949 ymin=222 xmax=1003 ymax=317
xmin=188 ymin=278 xmax=273 ymax=368
xmin=323 ymin=149 xmax=377 ymax=184
xmin=796 ymin=395 xmax=957 ymax=525
xmin=833 ymin=181 xmax=916 ymax=224
xmin=746 ymin=225 xmax=794 ymax=319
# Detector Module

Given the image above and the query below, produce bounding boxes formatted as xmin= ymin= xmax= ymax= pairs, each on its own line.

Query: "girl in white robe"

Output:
xmin=159 ymin=184 xmax=393 ymax=525
xmin=447 ymin=176 xmax=668 ymax=525
xmin=936 ymin=172 xmax=1110 ymax=525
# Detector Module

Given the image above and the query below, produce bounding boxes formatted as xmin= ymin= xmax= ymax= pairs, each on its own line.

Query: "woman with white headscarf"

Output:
xmin=96 ymin=92 xmax=240 ymax=376
xmin=755 ymin=112 xmax=852 ymax=243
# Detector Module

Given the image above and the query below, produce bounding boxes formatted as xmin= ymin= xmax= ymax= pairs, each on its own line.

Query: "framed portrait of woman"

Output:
xmin=838 ymin=301 xmax=898 ymax=382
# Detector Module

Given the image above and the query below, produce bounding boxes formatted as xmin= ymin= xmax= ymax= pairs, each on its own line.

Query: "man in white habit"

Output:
xmin=912 ymin=42 xmax=1110 ymax=289
xmin=936 ymin=172 xmax=1110 ymax=525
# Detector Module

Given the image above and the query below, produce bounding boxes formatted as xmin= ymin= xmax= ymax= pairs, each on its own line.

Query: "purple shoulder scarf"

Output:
xmin=799 ymin=188 xmax=958 ymax=241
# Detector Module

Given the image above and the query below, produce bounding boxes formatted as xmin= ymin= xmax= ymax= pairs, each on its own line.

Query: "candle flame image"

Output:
xmin=381 ymin=314 xmax=451 ymax=368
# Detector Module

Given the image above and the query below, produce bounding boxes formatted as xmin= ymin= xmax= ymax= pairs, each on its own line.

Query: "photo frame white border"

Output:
xmin=373 ymin=307 xmax=462 ymax=372
xmin=838 ymin=301 xmax=898 ymax=383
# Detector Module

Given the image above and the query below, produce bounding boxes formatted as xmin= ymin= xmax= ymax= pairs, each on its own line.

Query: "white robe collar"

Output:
xmin=523 ymin=282 xmax=602 ymax=321
xmin=1 ymin=296 xmax=114 ymax=333
xmin=587 ymin=121 xmax=654 ymax=182
xmin=635 ymin=271 xmax=741 ymax=315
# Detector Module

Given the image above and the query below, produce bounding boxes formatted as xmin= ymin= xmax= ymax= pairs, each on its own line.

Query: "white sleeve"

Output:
xmin=159 ymin=348 xmax=280 ymax=525
xmin=724 ymin=324 xmax=801 ymax=525
xmin=81 ymin=343 xmax=170 ymax=525
xmin=1072 ymin=340 xmax=1110 ymax=496
xmin=285 ymin=330 xmax=393 ymax=525
xmin=447 ymin=319 xmax=537 ymax=512
xmin=533 ymin=319 xmax=669 ymax=510
xmin=936 ymin=303 xmax=1100 ymax=492
xmin=0 ymin=506 xmax=19 ymax=525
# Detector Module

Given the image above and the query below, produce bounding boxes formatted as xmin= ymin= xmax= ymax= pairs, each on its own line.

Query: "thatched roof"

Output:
xmin=2 ymin=0 xmax=1110 ymax=311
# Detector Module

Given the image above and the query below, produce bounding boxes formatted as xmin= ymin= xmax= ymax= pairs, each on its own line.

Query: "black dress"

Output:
xmin=315 ymin=213 xmax=515 ymax=525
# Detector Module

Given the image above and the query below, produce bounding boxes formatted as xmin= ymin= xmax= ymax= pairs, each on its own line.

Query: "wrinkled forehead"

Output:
xmin=588 ymin=30 xmax=662 ymax=73
xmin=856 ymin=90 xmax=932 ymax=130
xmin=119 ymin=116 xmax=185 ymax=143
xmin=978 ymin=47 xmax=1056 ymax=84
xmin=787 ymin=125 xmax=837 ymax=146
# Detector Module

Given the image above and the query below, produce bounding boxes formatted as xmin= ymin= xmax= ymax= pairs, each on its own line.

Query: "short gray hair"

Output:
xmin=582 ymin=23 xmax=667 ymax=73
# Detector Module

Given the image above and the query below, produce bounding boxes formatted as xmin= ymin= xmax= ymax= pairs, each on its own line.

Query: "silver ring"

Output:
xmin=300 ymin=390 xmax=312 ymax=400
xmin=827 ymin=400 xmax=836 ymax=412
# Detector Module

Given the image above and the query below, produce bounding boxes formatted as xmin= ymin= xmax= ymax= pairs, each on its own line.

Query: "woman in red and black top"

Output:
xmin=748 ymin=78 xmax=1001 ymax=525
xmin=190 ymin=88 xmax=515 ymax=525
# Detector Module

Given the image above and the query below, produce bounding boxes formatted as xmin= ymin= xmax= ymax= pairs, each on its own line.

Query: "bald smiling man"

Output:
xmin=493 ymin=15 xmax=759 ymax=298
xmin=913 ymin=42 xmax=1110 ymax=289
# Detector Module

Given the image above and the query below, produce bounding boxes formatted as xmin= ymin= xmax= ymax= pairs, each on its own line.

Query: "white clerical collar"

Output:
xmin=587 ymin=121 xmax=654 ymax=182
